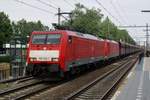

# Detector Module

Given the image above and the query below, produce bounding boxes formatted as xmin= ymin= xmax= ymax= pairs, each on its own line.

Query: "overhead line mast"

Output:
xmin=141 ymin=10 xmax=150 ymax=12
xmin=57 ymin=8 xmax=72 ymax=26
xmin=35 ymin=0 xmax=70 ymax=24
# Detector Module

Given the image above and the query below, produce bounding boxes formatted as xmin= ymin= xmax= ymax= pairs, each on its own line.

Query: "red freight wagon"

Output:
xmin=108 ymin=40 xmax=119 ymax=58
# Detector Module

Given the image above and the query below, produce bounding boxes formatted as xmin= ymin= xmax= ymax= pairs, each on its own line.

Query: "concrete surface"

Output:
xmin=112 ymin=57 xmax=150 ymax=100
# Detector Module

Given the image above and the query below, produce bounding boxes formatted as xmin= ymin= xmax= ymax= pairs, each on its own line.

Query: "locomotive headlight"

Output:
xmin=51 ymin=58 xmax=59 ymax=61
xmin=27 ymin=44 xmax=29 ymax=48
xmin=30 ymin=57 xmax=37 ymax=61
xmin=25 ymin=62 xmax=28 ymax=66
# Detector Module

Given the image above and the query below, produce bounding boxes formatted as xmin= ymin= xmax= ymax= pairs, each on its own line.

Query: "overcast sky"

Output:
xmin=1 ymin=0 xmax=150 ymax=45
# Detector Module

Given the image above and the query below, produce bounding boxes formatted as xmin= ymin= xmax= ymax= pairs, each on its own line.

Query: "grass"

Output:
xmin=0 ymin=55 xmax=11 ymax=63
xmin=0 ymin=83 xmax=11 ymax=89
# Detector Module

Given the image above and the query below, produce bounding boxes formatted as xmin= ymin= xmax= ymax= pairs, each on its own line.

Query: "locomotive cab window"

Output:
xmin=47 ymin=34 xmax=61 ymax=44
xmin=32 ymin=34 xmax=46 ymax=44
xmin=32 ymin=34 xmax=61 ymax=44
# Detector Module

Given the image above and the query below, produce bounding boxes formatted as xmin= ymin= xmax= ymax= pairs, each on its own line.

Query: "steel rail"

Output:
xmin=0 ymin=79 xmax=43 ymax=96
xmin=0 ymin=76 xmax=32 ymax=84
xmin=65 ymin=55 xmax=137 ymax=100
xmin=100 ymin=58 xmax=137 ymax=100
xmin=13 ymin=84 xmax=52 ymax=100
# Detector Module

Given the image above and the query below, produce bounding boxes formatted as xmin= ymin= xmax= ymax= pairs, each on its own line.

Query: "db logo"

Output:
xmin=43 ymin=47 xmax=47 ymax=50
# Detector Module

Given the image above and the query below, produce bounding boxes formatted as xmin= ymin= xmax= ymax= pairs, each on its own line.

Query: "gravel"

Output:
xmin=29 ymin=62 xmax=121 ymax=100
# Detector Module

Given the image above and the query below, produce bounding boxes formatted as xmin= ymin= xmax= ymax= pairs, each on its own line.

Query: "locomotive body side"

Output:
xmin=26 ymin=30 xmax=107 ymax=77
xmin=64 ymin=32 xmax=105 ymax=71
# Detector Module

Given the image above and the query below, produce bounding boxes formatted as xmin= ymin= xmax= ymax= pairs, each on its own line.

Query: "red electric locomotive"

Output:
xmin=26 ymin=30 xmax=114 ymax=77
xmin=26 ymin=30 xmax=139 ymax=78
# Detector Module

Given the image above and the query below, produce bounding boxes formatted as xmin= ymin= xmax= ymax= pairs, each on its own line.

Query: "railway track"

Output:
xmin=0 ymin=76 xmax=32 ymax=84
xmin=0 ymin=54 xmax=138 ymax=100
xmin=65 ymin=55 xmax=138 ymax=100
xmin=0 ymin=78 xmax=50 ymax=100
xmin=4 ymin=83 xmax=52 ymax=100
xmin=14 ymin=76 xmax=35 ymax=84
xmin=26 ymin=54 xmax=138 ymax=100
xmin=0 ymin=75 xmax=64 ymax=100
xmin=0 ymin=76 xmax=35 ymax=90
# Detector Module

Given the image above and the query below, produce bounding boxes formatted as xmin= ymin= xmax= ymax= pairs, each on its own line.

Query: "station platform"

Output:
xmin=112 ymin=57 xmax=150 ymax=100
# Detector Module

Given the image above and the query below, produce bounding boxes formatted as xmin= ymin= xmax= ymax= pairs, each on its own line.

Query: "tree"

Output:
xmin=0 ymin=12 xmax=12 ymax=46
xmin=12 ymin=19 xmax=49 ymax=38
xmin=53 ymin=3 xmax=135 ymax=44
xmin=61 ymin=3 xmax=103 ymax=35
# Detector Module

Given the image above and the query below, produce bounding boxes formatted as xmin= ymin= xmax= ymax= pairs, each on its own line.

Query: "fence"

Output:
xmin=0 ymin=46 xmax=27 ymax=80
xmin=0 ymin=54 xmax=26 ymax=81
xmin=0 ymin=64 xmax=26 ymax=81
xmin=0 ymin=63 xmax=10 ymax=80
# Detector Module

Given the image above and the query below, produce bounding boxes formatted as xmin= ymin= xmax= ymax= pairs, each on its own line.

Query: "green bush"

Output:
xmin=0 ymin=56 xmax=11 ymax=63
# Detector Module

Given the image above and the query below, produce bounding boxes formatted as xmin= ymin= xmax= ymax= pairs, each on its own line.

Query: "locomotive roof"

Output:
xmin=32 ymin=30 xmax=103 ymax=41
xmin=67 ymin=30 xmax=105 ymax=41
xmin=32 ymin=30 xmax=123 ymax=43
xmin=109 ymin=40 xmax=118 ymax=44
